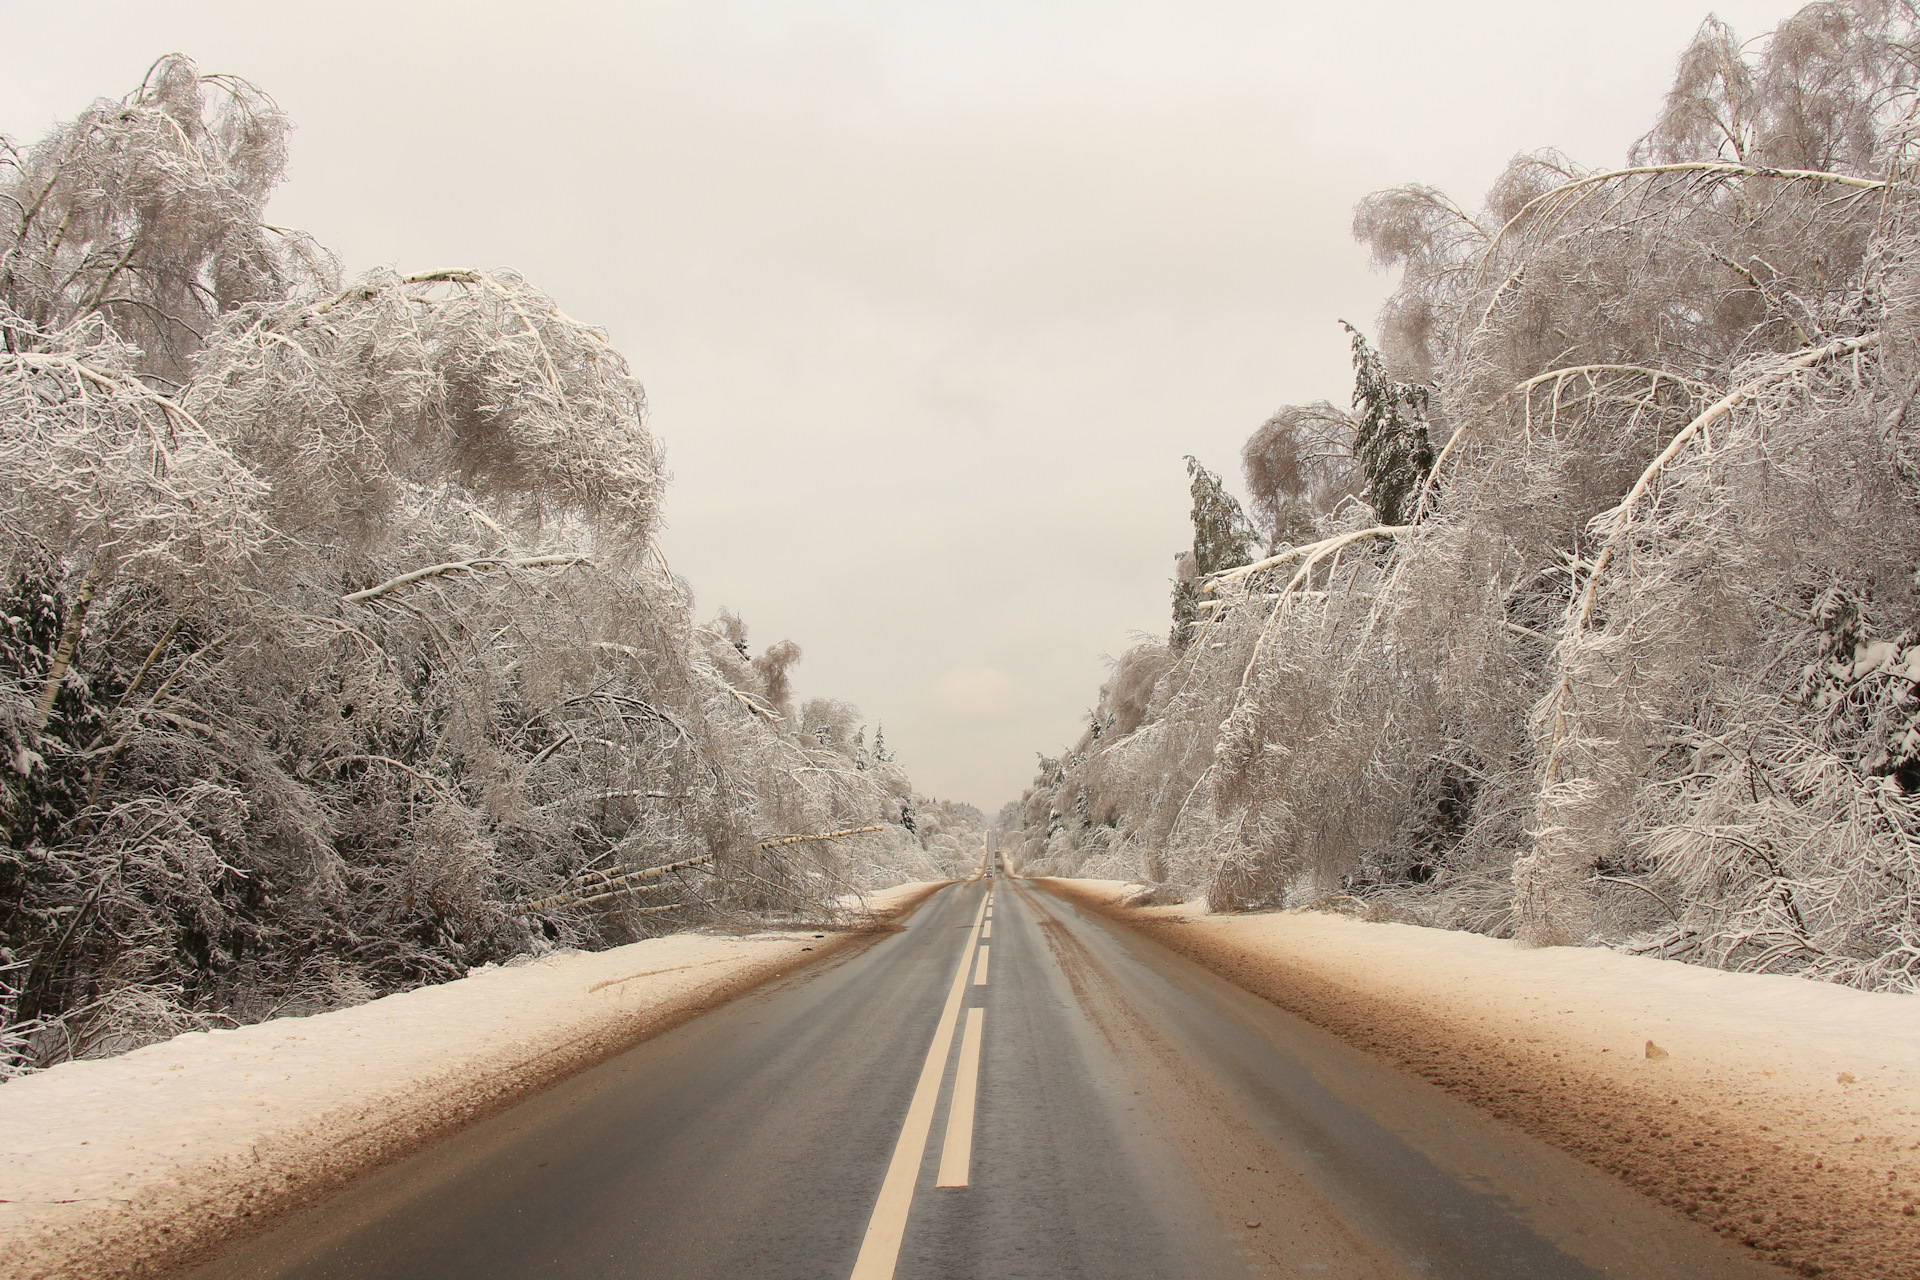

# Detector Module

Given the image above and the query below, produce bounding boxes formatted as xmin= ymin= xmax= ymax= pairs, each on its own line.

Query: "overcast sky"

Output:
xmin=2 ymin=0 xmax=1808 ymax=810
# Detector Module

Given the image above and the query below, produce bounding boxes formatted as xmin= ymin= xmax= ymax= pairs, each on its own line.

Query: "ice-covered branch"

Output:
xmin=752 ymin=824 xmax=886 ymax=851
xmin=1490 ymin=364 xmax=1717 ymax=408
xmin=342 ymin=555 xmax=590 ymax=603
xmin=1569 ymin=332 xmax=1879 ymax=635
xmin=1202 ymin=526 xmax=1411 ymax=592
xmin=516 ymin=853 xmax=716 ymax=916
xmin=1486 ymin=162 xmax=1886 ymax=263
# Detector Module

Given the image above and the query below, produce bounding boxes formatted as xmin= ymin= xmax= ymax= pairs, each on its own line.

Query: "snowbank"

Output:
xmin=0 ymin=881 xmax=947 ymax=1280
xmin=1045 ymin=877 xmax=1920 ymax=1280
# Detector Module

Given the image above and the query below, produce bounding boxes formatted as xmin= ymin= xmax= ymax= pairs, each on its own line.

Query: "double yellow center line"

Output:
xmin=848 ymin=887 xmax=994 ymax=1280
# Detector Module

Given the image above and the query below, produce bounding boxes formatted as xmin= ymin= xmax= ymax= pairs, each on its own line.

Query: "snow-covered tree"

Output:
xmin=1170 ymin=456 xmax=1256 ymax=647
xmin=1005 ymin=1 xmax=1920 ymax=992
xmin=1241 ymin=401 xmax=1354 ymax=551
xmin=1343 ymin=323 xmax=1434 ymax=526
xmin=0 ymin=57 xmax=941 ymax=1074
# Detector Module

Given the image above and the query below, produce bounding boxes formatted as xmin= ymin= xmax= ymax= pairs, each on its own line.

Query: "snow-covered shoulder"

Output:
xmin=1041 ymin=875 xmax=1920 ymax=1274
xmin=840 ymin=878 xmax=953 ymax=917
xmin=0 ymin=925 xmax=876 ymax=1280
xmin=1058 ymin=878 xmax=1920 ymax=1144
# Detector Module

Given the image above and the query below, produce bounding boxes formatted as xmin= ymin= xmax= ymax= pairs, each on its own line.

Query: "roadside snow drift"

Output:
xmin=0 ymin=881 xmax=945 ymax=1280
xmin=1048 ymin=879 xmax=1920 ymax=1280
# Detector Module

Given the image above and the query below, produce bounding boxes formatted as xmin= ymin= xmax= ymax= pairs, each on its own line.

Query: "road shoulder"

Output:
xmin=1037 ymin=877 xmax=1920 ymax=1280
xmin=0 ymin=880 xmax=950 ymax=1280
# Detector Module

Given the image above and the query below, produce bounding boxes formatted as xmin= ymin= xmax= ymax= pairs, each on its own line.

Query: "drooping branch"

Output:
xmin=717 ymin=680 xmax=784 ymax=722
xmin=1203 ymin=526 xmax=1410 ymax=592
xmin=342 ymin=554 xmax=590 ymax=604
xmin=1568 ymin=333 xmax=1879 ymax=636
xmin=1485 ymin=162 xmax=1886 ymax=265
xmin=1411 ymin=364 xmax=1714 ymax=522
xmin=1210 ymin=526 xmax=1414 ymax=697
xmin=1490 ymin=363 xmax=1717 ymax=409
xmin=6 ymin=352 xmax=219 ymax=442
xmin=1592 ymin=875 xmax=1681 ymax=921
xmin=318 ymin=753 xmax=449 ymax=791
xmin=1538 ymin=332 xmax=1881 ymax=779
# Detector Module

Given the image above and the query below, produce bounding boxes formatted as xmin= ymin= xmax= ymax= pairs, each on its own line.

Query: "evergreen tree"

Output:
xmin=1343 ymin=322 xmax=1434 ymax=525
xmin=1170 ymin=456 xmax=1255 ymax=647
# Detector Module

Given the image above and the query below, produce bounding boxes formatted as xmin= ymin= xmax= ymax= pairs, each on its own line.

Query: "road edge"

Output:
xmin=1033 ymin=877 xmax=1914 ymax=1280
xmin=16 ymin=881 xmax=955 ymax=1280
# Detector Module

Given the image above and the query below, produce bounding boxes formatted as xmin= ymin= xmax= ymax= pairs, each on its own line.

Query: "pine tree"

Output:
xmin=1170 ymin=456 xmax=1255 ymax=647
xmin=1343 ymin=322 xmax=1434 ymax=525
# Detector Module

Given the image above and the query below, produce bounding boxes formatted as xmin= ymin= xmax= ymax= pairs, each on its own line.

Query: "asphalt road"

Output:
xmin=183 ymin=877 xmax=1781 ymax=1280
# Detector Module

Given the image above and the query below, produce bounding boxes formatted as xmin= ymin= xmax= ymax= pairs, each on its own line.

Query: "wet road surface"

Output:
xmin=182 ymin=877 xmax=1781 ymax=1279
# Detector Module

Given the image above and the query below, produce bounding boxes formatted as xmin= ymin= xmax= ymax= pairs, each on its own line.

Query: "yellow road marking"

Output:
xmin=935 ymin=1008 xmax=985 ymax=1188
xmin=981 ymin=920 xmax=991 ymax=939
xmin=848 ymin=893 xmax=989 ymax=1280
xmin=973 ymin=946 xmax=989 ymax=986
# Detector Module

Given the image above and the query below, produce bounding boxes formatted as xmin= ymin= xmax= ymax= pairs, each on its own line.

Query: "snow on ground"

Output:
xmin=1046 ymin=877 xmax=1920 ymax=1278
xmin=0 ymin=881 xmax=948 ymax=1280
xmin=843 ymin=879 xmax=969 ymax=913
xmin=1057 ymin=877 xmax=1920 ymax=1171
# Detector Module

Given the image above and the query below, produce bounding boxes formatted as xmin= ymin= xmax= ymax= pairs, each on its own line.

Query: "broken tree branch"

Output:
xmin=516 ymin=852 xmax=716 ymax=915
xmin=751 ymin=824 xmax=886 ymax=851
